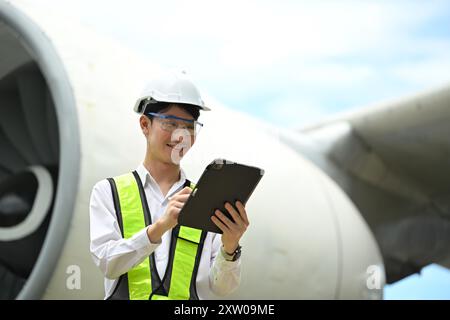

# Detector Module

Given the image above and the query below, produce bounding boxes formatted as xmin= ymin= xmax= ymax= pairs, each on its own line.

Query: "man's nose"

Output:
xmin=172 ymin=134 xmax=184 ymax=143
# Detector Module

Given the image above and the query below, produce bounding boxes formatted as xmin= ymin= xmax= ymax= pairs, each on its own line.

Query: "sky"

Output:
xmin=384 ymin=264 xmax=450 ymax=300
xmin=31 ymin=0 xmax=450 ymax=299
xmin=32 ymin=0 xmax=450 ymax=129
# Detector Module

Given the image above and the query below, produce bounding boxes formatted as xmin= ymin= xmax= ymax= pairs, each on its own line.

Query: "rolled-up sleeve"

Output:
xmin=89 ymin=180 xmax=160 ymax=280
xmin=209 ymin=233 xmax=241 ymax=296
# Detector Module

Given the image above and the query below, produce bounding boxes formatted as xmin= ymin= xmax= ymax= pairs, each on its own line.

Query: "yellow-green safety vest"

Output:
xmin=106 ymin=171 xmax=206 ymax=300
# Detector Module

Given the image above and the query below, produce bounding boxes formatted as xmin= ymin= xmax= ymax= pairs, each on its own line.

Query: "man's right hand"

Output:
xmin=146 ymin=186 xmax=192 ymax=243
xmin=159 ymin=186 xmax=192 ymax=231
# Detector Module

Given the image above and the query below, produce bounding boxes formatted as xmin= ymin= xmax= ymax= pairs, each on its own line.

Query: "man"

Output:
xmin=89 ymin=72 xmax=249 ymax=300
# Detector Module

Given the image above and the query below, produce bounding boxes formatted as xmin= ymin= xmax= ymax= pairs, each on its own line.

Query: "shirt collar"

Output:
xmin=136 ymin=164 xmax=187 ymax=189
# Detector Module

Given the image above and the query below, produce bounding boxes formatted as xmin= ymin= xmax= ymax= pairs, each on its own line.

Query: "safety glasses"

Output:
xmin=145 ymin=112 xmax=203 ymax=136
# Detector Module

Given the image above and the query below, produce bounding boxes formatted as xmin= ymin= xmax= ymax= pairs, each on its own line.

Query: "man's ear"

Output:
xmin=140 ymin=115 xmax=151 ymax=136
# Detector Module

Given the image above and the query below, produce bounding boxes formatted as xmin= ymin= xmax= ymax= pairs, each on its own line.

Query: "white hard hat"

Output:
xmin=134 ymin=71 xmax=211 ymax=113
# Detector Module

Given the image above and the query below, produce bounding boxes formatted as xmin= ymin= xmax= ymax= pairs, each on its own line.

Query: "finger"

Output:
xmin=171 ymin=200 xmax=186 ymax=209
xmin=178 ymin=186 xmax=193 ymax=194
xmin=235 ymin=201 xmax=249 ymax=226
xmin=168 ymin=207 xmax=181 ymax=220
xmin=172 ymin=208 xmax=181 ymax=216
xmin=214 ymin=209 xmax=238 ymax=231
xmin=224 ymin=202 xmax=245 ymax=229
xmin=211 ymin=215 xmax=229 ymax=233
xmin=170 ymin=193 xmax=191 ymax=202
xmin=168 ymin=187 xmax=192 ymax=200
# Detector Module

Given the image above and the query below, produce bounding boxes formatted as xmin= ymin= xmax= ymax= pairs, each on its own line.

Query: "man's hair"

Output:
xmin=144 ymin=102 xmax=200 ymax=120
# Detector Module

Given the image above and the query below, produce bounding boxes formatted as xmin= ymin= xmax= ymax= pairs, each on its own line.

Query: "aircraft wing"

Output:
xmin=298 ymin=84 xmax=450 ymax=283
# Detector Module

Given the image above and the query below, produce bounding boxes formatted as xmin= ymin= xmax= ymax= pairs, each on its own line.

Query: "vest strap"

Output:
xmin=113 ymin=173 xmax=151 ymax=300
xmin=168 ymin=227 xmax=203 ymax=299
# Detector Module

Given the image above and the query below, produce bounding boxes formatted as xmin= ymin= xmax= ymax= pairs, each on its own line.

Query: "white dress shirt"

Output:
xmin=89 ymin=164 xmax=241 ymax=299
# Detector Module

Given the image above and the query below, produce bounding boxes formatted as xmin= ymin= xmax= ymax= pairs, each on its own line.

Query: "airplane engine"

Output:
xmin=0 ymin=1 xmax=385 ymax=299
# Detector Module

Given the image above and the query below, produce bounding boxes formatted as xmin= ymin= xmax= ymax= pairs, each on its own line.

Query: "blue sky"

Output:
xmin=33 ymin=0 xmax=450 ymax=299
xmin=384 ymin=264 xmax=450 ymax=300
xmin=38 ymin=0 xmax=450 ymax=129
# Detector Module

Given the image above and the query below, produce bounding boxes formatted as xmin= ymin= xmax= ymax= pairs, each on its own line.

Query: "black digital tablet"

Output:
xmin=178 ymin=159 xmax=265 ymax=234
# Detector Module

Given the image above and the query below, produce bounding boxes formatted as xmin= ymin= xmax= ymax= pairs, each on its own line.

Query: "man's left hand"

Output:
xmin=211 ymin=201 xmax=249 ymax=254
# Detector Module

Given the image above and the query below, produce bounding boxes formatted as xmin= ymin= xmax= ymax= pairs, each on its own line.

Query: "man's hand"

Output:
xmin=211 ymin=201 xmax=249 ymax=254
xmin=147 ymin=186 xmax=191 ymax=243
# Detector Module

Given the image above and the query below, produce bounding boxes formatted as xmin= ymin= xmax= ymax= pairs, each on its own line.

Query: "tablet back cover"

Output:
xmin=179 ymin=159 xmax=264 ymax=234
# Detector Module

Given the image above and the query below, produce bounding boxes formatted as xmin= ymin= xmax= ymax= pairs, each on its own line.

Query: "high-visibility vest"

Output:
xmin=105 ymin=171 xmax=207 ymax=300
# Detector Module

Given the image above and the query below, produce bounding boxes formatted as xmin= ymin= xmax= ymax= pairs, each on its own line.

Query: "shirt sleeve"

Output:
xmin=209 ymin=233 xmax=242 ymax=296
xmin=89 ymin=179 xmax=160 ymax=280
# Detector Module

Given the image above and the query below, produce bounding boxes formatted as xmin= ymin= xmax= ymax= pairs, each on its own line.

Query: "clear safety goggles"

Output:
xmin=145 ymin=112 xmax=203 ymax=136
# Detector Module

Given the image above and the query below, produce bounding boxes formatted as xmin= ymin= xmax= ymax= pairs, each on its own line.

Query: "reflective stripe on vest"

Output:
xmin=107 ymin=172 xmax=205 ymax=300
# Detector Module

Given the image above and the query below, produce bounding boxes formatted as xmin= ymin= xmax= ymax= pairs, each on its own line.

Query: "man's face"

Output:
xmin=141 ymin=105 xmax=197 ymax=165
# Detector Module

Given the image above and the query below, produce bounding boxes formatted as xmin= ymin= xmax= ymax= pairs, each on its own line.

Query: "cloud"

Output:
xmin=264 ymin=97 xmax=330 ymax=129
xmin=30 ymin=0 xmax=450 ymax=126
